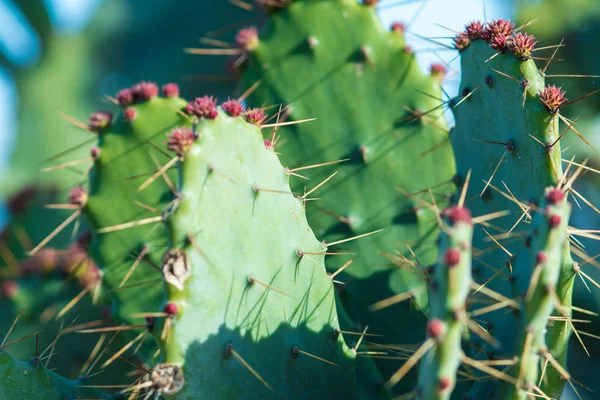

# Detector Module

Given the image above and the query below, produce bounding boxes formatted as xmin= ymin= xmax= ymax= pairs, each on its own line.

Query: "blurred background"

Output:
xmin=0 ymin=0 xmax=599 ymax=398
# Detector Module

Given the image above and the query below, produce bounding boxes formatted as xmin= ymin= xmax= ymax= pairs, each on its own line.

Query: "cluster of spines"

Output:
xmin=455 ymin=19 xmax=537 ymax=61
xmin=416 ymin=206 xmax=473 ymax=400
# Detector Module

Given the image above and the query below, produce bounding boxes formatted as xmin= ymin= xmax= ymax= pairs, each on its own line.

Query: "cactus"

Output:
xmin=5 ymin=1 xmax=600 ymax=397
xmin=150 ymin=103 xmax=358 ymax=398
xmin=450 ymin=20 xmax=581 ymax=398
xmin=236 ymin=0 xmax=456 ymax=388
xmin=26 ymin=84 xmax=359 ymax=398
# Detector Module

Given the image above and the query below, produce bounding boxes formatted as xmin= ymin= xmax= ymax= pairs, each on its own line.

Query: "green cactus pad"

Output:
xmin=240 ymin=0 xmax=456 ymax=386
xmin=151 ymin=108 xmax=358 ymax=399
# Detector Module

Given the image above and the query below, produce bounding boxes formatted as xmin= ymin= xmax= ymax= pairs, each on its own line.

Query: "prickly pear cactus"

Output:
xmin=236 ymin=0 xmax=456 ymax=387
xmin=451 ymin=20 xmax=577 ymax=398
xmin=148 ymin=103 xmax=357 ymax=399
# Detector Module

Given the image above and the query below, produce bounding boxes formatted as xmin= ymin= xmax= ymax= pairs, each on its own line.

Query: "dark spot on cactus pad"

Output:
xmin=481 ymin=187 xmax=492 ymax=203
xmin=151 ymin=364 xmax=185 ymax=396
xmin=161 ymin=249 xmax=190 ymax=290
xmin=291 ymin=346 xmax=300 ymax=360
xmin=505 ymin=139 xmax=516 ymax=152
xmin=485 ymin=74 xmax=494 ymax=88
